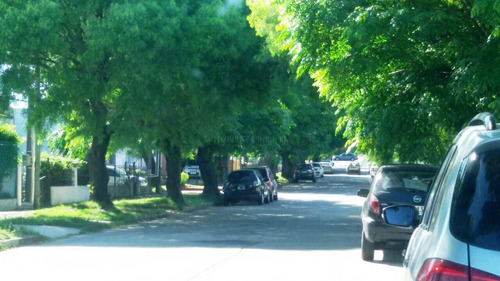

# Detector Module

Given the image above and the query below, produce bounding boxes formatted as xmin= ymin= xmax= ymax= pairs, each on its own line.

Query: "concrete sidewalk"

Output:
xmin=0 ymin=186 xmax=210 ymax=249
xmin=1 ymin=210 xmax=81 ymax=248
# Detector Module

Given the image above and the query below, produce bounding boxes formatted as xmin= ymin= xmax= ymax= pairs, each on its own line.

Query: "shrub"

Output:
xmin=0 ymin=124 xmax=21 ymax=191
xmin=181 ymin=172 xmax=189 ymax=186
xmin=39 ymin=153 xmax=88 ymax=206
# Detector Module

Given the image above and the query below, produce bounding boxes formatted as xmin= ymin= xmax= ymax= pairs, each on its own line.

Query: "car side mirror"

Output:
xmin=357 ymin=189 xmax=369 ymax=197
xmin=383 ymin=205 xmax=416 ymax=227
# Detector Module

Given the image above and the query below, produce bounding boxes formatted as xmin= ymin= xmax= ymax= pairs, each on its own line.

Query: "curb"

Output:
xmin=0 ymin=235 xmax=44 ymax=249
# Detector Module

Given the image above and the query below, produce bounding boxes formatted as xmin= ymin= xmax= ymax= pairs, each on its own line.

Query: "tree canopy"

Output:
xmin=248 ymin=0 xmax=500 ymax=165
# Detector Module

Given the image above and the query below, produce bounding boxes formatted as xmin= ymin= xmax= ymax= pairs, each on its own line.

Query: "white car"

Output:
xmin=369 ymin=163 xmax=379 ymax=178
xmin=183 ymin=160 xmax=201 ymax=178
xmin=346 ymin=161 xmax=361 ymax=174
xmin=311 ymin=162 xmax=324 ymax=178
xmin=384 ymin=112 xmax=500 ymax=281
xmin=319 ymin=161 xmax=334 ymax=174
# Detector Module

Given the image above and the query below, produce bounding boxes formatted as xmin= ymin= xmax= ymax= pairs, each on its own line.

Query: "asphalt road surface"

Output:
xmin=0 ymin=170 xmax=406 ymax=281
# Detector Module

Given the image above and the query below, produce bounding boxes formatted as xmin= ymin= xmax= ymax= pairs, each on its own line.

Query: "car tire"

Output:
xmin=361 ymin=232 xmax=375 ymax=261
xmin=258 ymin=192 xmax=265 ymax=205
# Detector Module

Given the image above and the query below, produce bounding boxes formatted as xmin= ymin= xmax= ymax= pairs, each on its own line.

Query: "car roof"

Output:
xmin=453 ymin=123 xmax=500 ymax=157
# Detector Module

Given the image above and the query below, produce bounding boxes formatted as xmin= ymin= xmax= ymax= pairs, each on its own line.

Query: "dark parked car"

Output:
xmin=223 ymin=169 xmax=270 ymax=205
xmin=293 ymin=163 xmax=316 ymax=183
xmin=247 ymin=166 xmax=279 ymax=201
xmin=333 ymin=153 xmax=358 ymax=161
xmin=357 ymin=164 xmax=438 ymax=261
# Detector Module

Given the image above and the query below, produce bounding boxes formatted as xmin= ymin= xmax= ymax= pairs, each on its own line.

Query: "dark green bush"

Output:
xmin=0 ymin=123 xmax=21 ymax=192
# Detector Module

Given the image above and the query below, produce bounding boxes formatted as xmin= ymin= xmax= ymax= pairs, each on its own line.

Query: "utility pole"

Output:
xmin=33 ymin=67 xmax=41 ymax=209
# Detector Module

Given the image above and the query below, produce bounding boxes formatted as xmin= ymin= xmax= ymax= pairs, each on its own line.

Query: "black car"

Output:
xmin=293 ymin=163 xmax=316 ymax=183
xmin=223 ymin=169 xmax=270 ymax=205
xmin=357 ymin=164 xmax=438 ymax=261
xmin=247 ymin=166 xmax=279 ymax=202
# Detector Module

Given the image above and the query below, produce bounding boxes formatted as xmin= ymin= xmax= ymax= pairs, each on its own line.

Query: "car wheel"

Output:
xmin=258 ymin=192 xmax=265 ymax=205
xmin=361 ymin=232 xmax=374 ymax=261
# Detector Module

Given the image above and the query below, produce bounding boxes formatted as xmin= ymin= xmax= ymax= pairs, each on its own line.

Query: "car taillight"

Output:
xmin=416 ymin=259 xmax=500 ymax=281
xmin=368 ymin=193 xmax=380 ymax=216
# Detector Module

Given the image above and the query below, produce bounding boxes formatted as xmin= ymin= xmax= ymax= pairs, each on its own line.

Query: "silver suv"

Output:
xmin=384 ymin=112 xmax=500 ymax=280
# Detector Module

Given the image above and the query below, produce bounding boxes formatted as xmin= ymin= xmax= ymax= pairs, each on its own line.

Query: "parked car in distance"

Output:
xmin=312 ymin=162 xmax=324 ymax=178
xmin=293 ymin=163 xmax=316 ymax=183
xmin=357 ymin=164 xmax=438 ymax=261
xmin=107 ymin=166 xmax=128 ymax=186
xmin=247 ymin=166 xmax=279 ymax=201
xmin=222 ymin=169 xmax=270 ymax=205
xmin=107 ymin=165 xmax=146 ymax=186
xmin=333 ymin=153 xmax=358 ymax=161
xmin=369 ymin=163 xmax=379 ymax=179
xmin=385 ymin=112 xmax=500 ymax=280
xmin=183 ymin=159 xmax=201 ymax=178
xmin=346 ymin=161 xmax=361 ymax=174
xmin=319 ymin=161 xmax=334 ymax=174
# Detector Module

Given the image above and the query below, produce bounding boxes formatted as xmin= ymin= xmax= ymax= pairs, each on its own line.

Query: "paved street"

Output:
xmin=0 ymin=171 xmax=405 ymax=281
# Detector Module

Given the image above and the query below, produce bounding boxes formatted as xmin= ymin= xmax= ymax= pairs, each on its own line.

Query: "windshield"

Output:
xmin=227 ymin=170 xmax=256 ymax=182
xmin=374 ymin=169 xmax=436 ymax=192
xmin=451 ymin=144 xmax=500 ymax=251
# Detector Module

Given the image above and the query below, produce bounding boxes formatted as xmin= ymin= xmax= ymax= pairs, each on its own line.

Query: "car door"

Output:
xmin=404 ymin=145 xmax=459 ymax=280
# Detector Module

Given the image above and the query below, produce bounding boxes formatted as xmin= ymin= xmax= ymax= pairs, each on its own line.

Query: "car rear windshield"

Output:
xmin=375 ymin=170 xmax=436 ymax=192
xmin=297 ymin=164 xmax=312 ymax=170
xmin=451 ymin=144 xmax=500 ymax=251
xmin=227 ymin=170 xmax=256 ymax=182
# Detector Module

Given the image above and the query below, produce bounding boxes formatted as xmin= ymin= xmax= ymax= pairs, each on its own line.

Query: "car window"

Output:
xmin=375 ymin=170 xmax=435 ymax=192
xmin=422 ymin=145 xmax=458 ymax=229
xmin=450 ymin=143 xmax=500 ymax=251
xmin=227 ymin=171 xmax=256 ymax=182
xmin=253 ymin=168 xmax=269 ymax=181
xmin=297 ymin=164 xmax=312 ymax=170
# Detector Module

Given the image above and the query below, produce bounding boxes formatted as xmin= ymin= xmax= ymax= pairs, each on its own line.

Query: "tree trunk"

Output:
xmin=198 ymin=144 xmax=220 ymax=198
xmin=164 ymin=141 xmax=183 ymax=204
xmin=140 ymin=149 xmax=161 ymax=190
xmin=88 ymin=133 xmax=112 ymax=206
xmin=281 ymin=152 xmax=294 ymax=180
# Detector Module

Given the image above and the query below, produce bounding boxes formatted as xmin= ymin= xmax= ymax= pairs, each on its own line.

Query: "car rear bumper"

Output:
xmin=294 ymin=174 xmax=315 ymax=180
xmin=223 ymin=189 xmax=262 ymax=201
xmin=362 ymin=216 xmax=414 ymax=249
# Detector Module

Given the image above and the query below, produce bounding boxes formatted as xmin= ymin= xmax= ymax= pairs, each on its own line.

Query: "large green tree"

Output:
xmin=0 ymin=0 xmax=190 ymax=206
xmin=249 ymin=0 xmax=500 ymax=165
